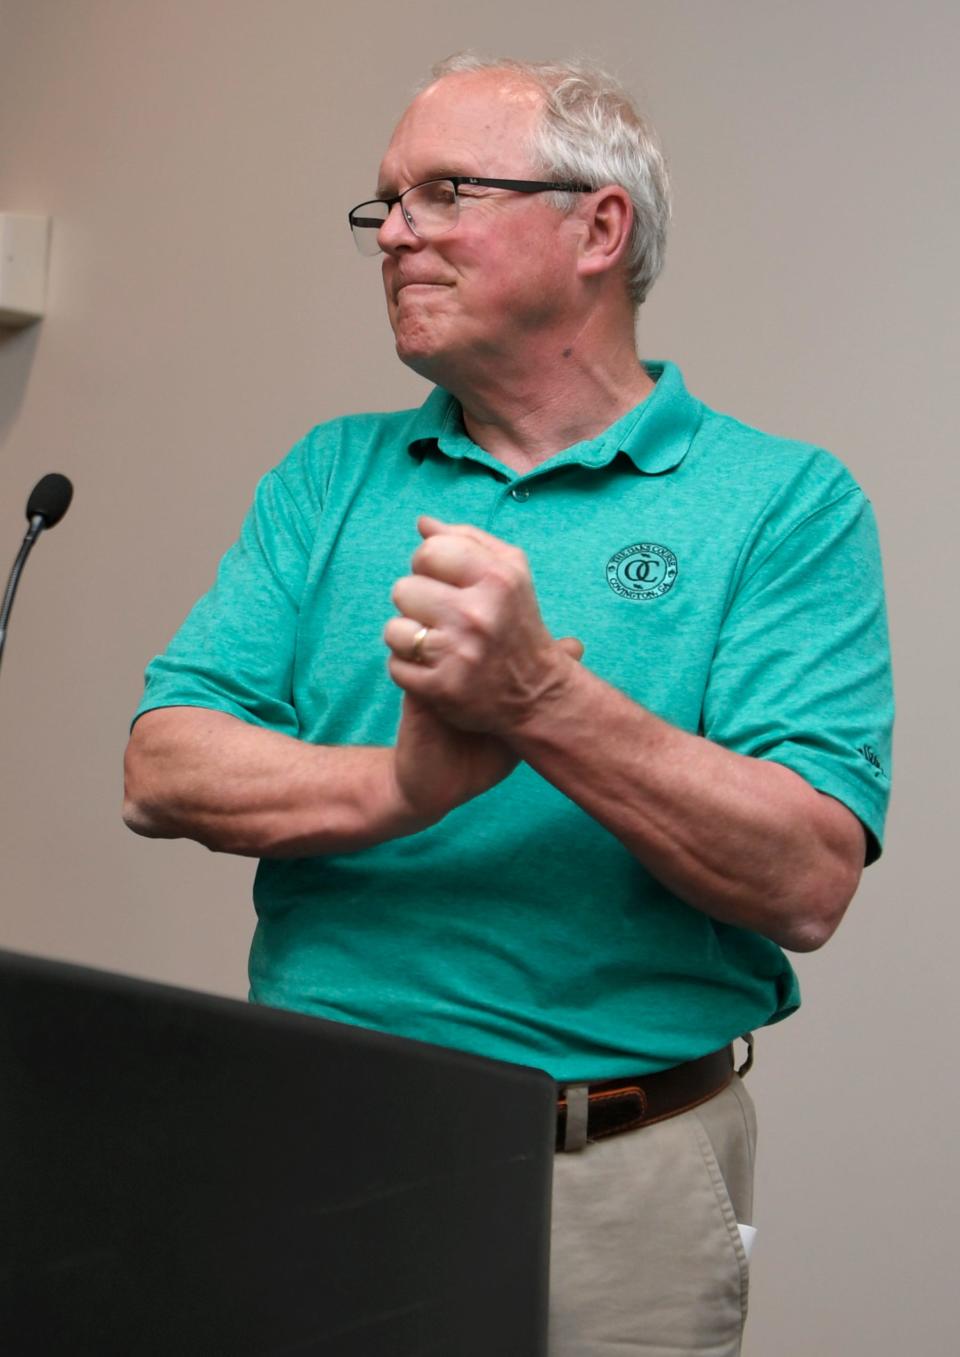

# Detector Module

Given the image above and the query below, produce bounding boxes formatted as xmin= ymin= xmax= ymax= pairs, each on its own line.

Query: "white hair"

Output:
xmin=425 ymin=54 xmax=671 ymax=306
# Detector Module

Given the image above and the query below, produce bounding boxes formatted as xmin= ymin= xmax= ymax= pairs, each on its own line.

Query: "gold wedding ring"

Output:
xmin=410 ymin=625 xmax=430 ymax=664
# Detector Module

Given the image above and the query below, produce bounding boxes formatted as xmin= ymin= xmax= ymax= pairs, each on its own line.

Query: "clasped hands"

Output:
xmin=382 ymin=515 xmax=583 ymax=823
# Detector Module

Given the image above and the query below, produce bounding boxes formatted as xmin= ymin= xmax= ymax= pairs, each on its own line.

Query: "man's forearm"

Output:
xmin=123 ymin=707 xmax=422 ymax=858
xmin=507 ymin=658 xmax=866 ymax=952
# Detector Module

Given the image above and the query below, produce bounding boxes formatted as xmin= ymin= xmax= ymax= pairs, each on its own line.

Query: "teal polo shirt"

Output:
xmin=134 ymin=362 xmax=893 ymax=1080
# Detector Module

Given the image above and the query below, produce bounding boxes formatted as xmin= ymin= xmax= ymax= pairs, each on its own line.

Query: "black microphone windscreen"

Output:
xmin=25 ymin=474 xmax=74 ymax=528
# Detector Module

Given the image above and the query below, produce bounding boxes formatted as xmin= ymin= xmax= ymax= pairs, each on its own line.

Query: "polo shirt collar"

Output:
xmin=406 ymin=360 xmax=702 ymax=476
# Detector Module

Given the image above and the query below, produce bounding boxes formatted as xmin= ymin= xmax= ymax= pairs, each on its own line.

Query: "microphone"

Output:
xmin=0 ymin=473 xmax=74 ymax=677
xmin=26 ymin=473 xmax=74 ymax=530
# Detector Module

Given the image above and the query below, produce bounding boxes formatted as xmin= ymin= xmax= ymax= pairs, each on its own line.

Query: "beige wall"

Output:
xmin=1 ymin=1 xmax=956 ymax=1351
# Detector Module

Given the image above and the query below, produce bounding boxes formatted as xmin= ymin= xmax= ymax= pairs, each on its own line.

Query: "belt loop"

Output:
xmin=736 ymin=1033 xmax=755 ymax=1077
xmin=562 ymin=1085 xmax=589 ymax=1153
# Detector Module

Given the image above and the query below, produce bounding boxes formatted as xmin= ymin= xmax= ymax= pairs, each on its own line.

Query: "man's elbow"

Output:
xmin=122 ymin=758 xmax=175 ymax=840
xmin=122 ymin=746 xmax=255 ymax=855
xmin=122 ymin=731 xmax=187 ymax=841
xmin=774 ymin=797 xmax=867 ymax=952
xmin=776 ymin=857 xmax=863 ymax=953
xmin=122 ymin=788 xmax=174 ymax=840
xmin=778 ymin=910 xmax=843 ymax=954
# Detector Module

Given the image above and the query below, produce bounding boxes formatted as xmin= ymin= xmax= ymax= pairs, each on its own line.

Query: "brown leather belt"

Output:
xmin=556 ymin=1046 xmax=735 ymax=1152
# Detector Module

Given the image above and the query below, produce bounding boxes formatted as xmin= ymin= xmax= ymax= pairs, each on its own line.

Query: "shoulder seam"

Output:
xmin=271 ymin=461 xmax=318 ymax=531
xmin=736 ymin=483 xmax=865 ymax=591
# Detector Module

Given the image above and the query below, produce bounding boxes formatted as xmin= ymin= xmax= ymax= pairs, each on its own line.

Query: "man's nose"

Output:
xmin=378 ymin=201 xmax=423 ymax=255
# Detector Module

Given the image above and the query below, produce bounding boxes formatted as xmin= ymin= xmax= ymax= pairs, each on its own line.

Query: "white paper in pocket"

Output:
xmin=737 ymin=1223 xmax=757 ymax=1261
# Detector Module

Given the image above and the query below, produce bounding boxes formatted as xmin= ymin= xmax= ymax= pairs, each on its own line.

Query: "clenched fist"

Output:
xmin=384 ymin=516 xmax=583 ymax=736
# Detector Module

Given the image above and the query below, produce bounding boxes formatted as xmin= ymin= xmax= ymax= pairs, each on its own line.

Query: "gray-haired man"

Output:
xmin=126 ymin=56 xmax=893 ymax=1354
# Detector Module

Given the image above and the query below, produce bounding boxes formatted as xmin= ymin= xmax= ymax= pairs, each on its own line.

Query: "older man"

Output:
xmin=125 ymin=55 xmax=893 ymax=1355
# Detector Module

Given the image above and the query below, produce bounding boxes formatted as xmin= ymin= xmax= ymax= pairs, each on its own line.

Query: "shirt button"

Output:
xmin=510 ymin=485 xmax=530 ymax=502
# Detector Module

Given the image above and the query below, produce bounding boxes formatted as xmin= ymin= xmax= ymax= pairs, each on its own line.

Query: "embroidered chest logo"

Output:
xmin=606 ymin=543 xmax=678 ymax=600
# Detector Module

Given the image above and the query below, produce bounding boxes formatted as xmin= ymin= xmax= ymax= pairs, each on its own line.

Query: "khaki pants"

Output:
xmin=548 ymin=1075 xmax=757 ymax=1356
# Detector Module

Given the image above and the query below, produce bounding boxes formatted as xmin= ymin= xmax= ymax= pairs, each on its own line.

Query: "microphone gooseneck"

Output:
xmin=0 ymin=473 xmax=75 ymax=677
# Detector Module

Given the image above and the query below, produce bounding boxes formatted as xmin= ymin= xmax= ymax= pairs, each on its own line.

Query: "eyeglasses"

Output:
xmin=347 ymin=176 xmax=594 ymax=256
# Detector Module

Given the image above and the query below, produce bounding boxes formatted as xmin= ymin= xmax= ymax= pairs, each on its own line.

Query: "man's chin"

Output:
xmin=391 ymin=315 xmax=477 ymax=387
xmin=393 ymin=333 xmax=445 ymax=382
xmin=397 ymin=350 xmax=444 ymax=384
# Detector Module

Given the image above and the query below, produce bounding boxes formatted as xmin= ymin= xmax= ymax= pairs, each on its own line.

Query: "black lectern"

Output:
xmin=0 ymin=949 xmax=554 ymax=1356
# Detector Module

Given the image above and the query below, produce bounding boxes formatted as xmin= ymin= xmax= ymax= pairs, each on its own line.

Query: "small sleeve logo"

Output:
xmin=606 ymin=542 xmax=679 ymax=600
xmin=857 ymin=744 xmax=887 ymax=780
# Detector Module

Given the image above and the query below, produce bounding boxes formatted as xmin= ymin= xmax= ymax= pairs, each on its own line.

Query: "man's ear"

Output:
xmin=576 ymin=186 xmax=634 ymax=281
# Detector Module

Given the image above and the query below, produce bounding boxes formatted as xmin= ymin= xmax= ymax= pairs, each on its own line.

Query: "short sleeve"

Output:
xmin=132 ymin=460 xmax=316 ymax=735
xmin=702 ymin=487 xmax=893 ymax=863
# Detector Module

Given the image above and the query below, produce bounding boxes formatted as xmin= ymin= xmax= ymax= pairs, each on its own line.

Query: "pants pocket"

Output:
xmin=692 ymin=1084 xmax=754 ymax=1328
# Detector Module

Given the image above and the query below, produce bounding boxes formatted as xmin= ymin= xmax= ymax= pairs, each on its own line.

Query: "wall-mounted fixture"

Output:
xmin=0 ymin=215 xmax=51 ymax=327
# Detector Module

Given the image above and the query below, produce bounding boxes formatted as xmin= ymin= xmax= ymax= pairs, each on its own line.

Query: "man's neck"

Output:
xmin=462 ymin=357 xmax=654 ymax=475
xmin=422 ymin=323 xmax=655 ymax=476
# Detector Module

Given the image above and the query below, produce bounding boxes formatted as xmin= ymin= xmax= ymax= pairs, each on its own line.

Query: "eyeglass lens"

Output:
xmin=350 ymin=181 xmax=460 ymax=255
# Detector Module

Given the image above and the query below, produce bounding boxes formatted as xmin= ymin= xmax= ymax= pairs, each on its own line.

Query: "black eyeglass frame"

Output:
xmin=347 ymin=176 xmax=596 ymax=242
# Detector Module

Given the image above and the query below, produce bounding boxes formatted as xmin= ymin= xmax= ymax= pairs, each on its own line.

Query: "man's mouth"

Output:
xmin=394 ymin=280 xmax=451 ymax=300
